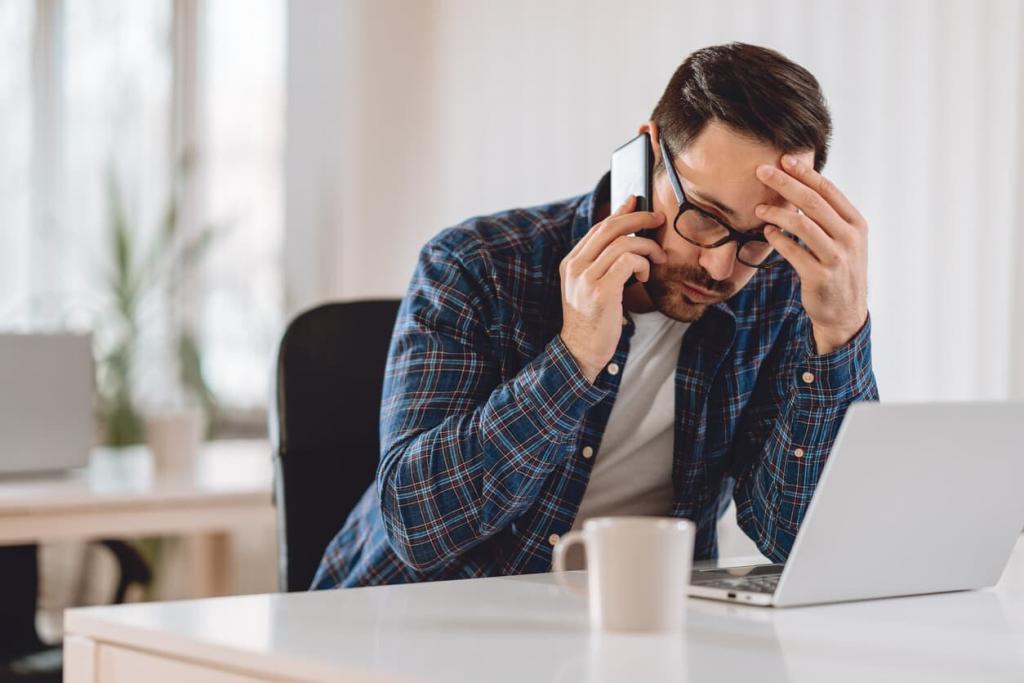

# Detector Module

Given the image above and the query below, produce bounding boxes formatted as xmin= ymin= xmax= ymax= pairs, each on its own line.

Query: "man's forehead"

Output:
xmin=676 ymin=126 xmax=814 ymax=213
xmin=677 ymin=153 xmax=782 ymax=216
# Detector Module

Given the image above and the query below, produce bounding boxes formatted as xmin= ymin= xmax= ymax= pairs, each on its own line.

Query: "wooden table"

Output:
xmin=0 ymin=439 xmax=275 ymax=597
xmin=63 ymin=536 xmax=1024 ymax=682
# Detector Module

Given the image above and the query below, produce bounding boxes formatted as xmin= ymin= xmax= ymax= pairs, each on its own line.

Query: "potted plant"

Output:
xmin=95 ymin=153 xmax=220 ymax=471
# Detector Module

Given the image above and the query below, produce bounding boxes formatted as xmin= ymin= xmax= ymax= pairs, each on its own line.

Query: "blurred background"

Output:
xmin=1 ymin=0 xmax=1022 ymax=651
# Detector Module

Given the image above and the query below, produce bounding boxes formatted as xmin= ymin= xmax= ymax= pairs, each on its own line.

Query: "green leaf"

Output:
xmin=107 ymin=170 xmax=132 ymax=284
xmin=178 ymin=330 xmax=219 ymax=433
xmin=101 ymin=388 xmax=144 ymax=446
xmin=179 ymin=223 xmax=222 ymax=271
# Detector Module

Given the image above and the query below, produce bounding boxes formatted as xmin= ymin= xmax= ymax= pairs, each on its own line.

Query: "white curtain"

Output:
xmin=287 ymin=0 xmax=1024 ymax=401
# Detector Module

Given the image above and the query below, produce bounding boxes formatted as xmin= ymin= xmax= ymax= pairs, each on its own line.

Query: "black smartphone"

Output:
xmin=610 ymin=133 xmax=657 ymax=286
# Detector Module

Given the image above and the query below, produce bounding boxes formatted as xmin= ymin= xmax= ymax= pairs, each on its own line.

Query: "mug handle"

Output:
xmin=552 ymin=530 xmax=588 ymax=598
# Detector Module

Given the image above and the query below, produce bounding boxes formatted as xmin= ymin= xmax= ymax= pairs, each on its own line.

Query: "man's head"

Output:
xmin=638 ymin=42 xmax=832 ymax=322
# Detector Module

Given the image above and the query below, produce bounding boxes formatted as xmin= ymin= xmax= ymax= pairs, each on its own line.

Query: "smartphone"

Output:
xmin=610 ymin=133 xmax=657 ymax=285
xmin=611 ymin=132 xmax=653 ymax=213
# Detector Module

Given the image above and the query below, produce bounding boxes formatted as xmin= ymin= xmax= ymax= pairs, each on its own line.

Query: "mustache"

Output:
xmin=655 ymin=264 xmax=734 ymax=296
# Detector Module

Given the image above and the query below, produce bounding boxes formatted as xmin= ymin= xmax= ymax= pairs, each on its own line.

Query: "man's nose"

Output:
xmin=699 ymin=244 xmax=737 ymax=281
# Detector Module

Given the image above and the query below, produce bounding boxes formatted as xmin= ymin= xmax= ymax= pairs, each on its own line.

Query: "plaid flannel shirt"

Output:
xmin=312 ymin=173 xmax=879 ymax=590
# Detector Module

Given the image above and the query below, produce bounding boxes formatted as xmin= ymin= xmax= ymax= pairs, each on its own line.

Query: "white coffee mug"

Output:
xmin=144 ymin=408 xmax=205 ymax=476
xmin=552 ymin=516 xmax=695 ymax=633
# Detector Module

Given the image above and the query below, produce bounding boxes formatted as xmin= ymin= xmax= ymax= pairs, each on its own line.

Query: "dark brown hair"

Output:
xmin=651 ymin=42 xmax=832 ymax=171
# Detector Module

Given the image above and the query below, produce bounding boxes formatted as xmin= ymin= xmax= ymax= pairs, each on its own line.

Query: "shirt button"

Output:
xmin=607 ymin=362 xmax=620 ymax=376
xmin=802 ymin=371 xmax=815 ymax=384
xmin=581 ymin=446 xmax=594 ymax=459
xmin=548 ymin=533 xmax=560 ymax=546
xmin=794 ymin=447 xmax=805 ymax=458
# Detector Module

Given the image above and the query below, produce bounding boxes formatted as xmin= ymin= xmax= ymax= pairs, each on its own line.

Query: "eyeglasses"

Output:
xmin=659 ymin=138 xmax=782 ymax=269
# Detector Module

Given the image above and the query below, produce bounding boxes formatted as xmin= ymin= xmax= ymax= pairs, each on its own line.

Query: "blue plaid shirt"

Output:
xmin=312 ymin=174 xmax=878 ymax=590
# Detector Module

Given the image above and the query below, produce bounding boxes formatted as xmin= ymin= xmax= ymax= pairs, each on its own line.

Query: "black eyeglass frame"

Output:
xmin=658 ymin=137 xmax=781 ymax=269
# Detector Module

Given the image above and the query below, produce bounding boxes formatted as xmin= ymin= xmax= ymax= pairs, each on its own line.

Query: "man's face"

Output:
xmin=642 ymin=120 xmax=814 ymax=322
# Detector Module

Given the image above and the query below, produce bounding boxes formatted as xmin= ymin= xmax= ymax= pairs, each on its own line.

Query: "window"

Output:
xmin=64 ymin=0 xmax=173 ymax=326
xmin=202 ymin=0 xmax=285 ymax=408
xmin=0 ymin=0 xmax=35 ymax=323
xmin=1 ymin=0 xmax=285 ymax=429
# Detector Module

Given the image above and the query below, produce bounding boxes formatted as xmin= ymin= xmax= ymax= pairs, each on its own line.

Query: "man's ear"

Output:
xmin=638 ymin=121 xmax=662 ymax=168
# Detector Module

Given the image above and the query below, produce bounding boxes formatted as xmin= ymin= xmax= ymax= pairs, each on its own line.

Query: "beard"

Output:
xmin=642 ymin=263 xmax=736 ymax=322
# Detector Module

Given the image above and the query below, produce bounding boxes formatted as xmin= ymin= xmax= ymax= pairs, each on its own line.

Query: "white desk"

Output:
xmin=64 ymin=536 xmax=1024 ymax=682
xmin=0 ymin=439 xmax=275 ymax=597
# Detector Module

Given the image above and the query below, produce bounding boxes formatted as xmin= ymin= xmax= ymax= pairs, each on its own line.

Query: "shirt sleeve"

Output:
xmin=376 ymin=243 xmax=608 ymax=571
xmin=731 ymin=309 xmax=879 ymax=562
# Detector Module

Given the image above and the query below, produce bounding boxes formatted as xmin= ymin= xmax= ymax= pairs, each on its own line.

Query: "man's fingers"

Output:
xmin=763 ymin=224 xmax=821 ymax=276
xmin=756 ymin=164 xmax=849 ymax=241
xmin=755 ymin=205 xmax=839 ymax=265
xmin=577 ymin=210 xmax=666 ymax=264
xmin=586 ymin=235 xmax=667 ymax=281
xmin=614 ymin=194 xmax=637 ymax=216
xmin=781 ymin=155 xmax=865 ymax=227
xmin=568 ymin=195 xmax=636 ymax=259
xmin=601 ymin=252 xmax=650 ymax=287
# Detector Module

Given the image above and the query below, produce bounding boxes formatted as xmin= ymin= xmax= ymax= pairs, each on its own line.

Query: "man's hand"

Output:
xmin=754 ymin=155 xmax=869 ymax=355
xmin=559 ymin=196 xmax=667 ymax=383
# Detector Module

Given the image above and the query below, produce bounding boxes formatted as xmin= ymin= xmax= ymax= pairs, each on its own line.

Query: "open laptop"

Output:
xmin=689 ymin=401 xmax=1024 ymax=607
xmin=0 ymin=333 xmax=96 ymax=475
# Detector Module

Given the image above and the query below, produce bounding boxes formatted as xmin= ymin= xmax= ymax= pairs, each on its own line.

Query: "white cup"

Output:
xmin=552 ymin=516 xmax=695 ymax=633
xmin=144 ymin=408 xmax=205 ymax=476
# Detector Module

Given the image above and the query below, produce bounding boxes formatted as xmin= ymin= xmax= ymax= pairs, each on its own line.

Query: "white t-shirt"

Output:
xmin=570 ymin=310 xmax=690 ymax=531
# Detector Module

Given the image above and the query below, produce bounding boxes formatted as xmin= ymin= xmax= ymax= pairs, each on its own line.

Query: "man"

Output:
xmin=312 ymin=42 xmax=878 ymax=589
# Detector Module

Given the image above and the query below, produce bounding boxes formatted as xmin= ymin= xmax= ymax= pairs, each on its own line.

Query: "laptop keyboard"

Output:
xmin=698 ymin=573 xmax=780 ymax=594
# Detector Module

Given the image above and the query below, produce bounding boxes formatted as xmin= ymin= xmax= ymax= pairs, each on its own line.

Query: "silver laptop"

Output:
xmin=0 ymin=333 xmax=96 ymax=474
xmin=689 ymin=401 xmax=1024 ymax=607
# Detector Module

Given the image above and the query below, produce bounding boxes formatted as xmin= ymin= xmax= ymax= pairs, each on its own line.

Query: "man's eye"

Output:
xmin=698 ymin=208 xmax=727 ymax=226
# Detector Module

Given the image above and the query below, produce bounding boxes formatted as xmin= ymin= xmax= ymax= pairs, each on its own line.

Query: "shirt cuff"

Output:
xmin=794 ymin=313 xmax=876 ymax=404
xmin=515 ymin=335 xmax=610 ymax=439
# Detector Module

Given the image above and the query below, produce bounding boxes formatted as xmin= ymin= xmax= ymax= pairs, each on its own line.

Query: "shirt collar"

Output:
xmin=571 ymin=172 xmax=609 ymax=244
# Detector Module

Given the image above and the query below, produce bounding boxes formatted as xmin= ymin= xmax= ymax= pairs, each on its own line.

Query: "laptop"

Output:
xmin=0 ymin=333 xmax=96 ymax=474
xmin=689 ymin=401 xmax=1024 ymax=607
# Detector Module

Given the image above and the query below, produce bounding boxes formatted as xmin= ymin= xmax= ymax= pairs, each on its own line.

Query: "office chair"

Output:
xmin=269 ymin=299 xmax=401 ymax=592
xmin=0 ymin=541 xmax=151 ymax=683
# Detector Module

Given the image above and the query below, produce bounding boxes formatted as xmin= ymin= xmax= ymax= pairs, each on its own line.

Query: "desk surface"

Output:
xmin=0 ymin=439 xmax=273 ymax=544
xmin=65 ymin=536 xmax=1024 ymax=683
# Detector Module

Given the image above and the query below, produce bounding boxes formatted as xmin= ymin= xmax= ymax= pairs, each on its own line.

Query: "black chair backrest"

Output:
xmin=270 ymin=299 xmax=401 ymax=592
xmin=0 ymin=545 xmax=45 ymax=659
